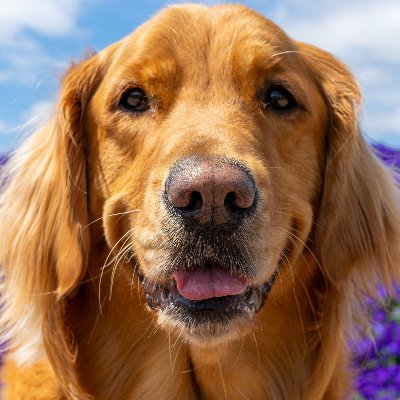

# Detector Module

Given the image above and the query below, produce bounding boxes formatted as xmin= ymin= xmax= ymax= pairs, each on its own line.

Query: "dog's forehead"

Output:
xmin=110 ymin=4 xmax=297 ymax=78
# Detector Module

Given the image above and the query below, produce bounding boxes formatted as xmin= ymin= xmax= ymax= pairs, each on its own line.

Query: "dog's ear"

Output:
xmin=0 ymin=44 xmax=118 ymax=369
xmin=297 ymin=42 xmax=400 ymax=297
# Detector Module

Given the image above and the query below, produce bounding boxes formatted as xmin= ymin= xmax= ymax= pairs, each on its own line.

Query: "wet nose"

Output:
xmin=165 ymin=157 xmax=256 ymax=227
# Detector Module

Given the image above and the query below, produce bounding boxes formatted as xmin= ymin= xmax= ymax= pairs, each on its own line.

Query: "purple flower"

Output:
xmin=352 ymin=145 xmax=400 ymax=399
xmin=372 ymin=144 xmax=400 ymax=184
xmin=0 ymin=154 xmax=8 ymax=166
xmin=353 ymin=286 xmax=400 ymax=399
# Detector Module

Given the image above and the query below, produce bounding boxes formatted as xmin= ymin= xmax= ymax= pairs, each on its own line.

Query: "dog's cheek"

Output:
xmin=102 ymin=194 xmax=133 ymax=255
xmin=130 ymin=167 xmax=171 ymax=280
xmin=248 ymin=158 xmax=316 ymax=283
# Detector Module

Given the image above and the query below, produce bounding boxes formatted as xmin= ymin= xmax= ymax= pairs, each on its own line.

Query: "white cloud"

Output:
xmin=356 ymin=66 xmax=391 ymax=87
xmin=0 ymin=101 xmax=55 ymax=149
xmin=0 ymin=0 xmax=87 ymax=86
xmin=0 ymin=51 xmax=68 ymax=86
xmin=0 ymin=101 xmax=56 ymax=153
xmin=268 ymin=0 xmax=400 ymax=63
xmin=0 ymin=70 xmax=10 ymax=84
xmin=0 ymin=0 xmax=91 ymax=152
xmin=0 ymin=51 xmax=67 ymax=87
xmin=0 ymin=0 xmax=82 ymax=46
xmin=22 ymin=101 xmax=55 ymax=123
xmin=363 ymin=105 xmax=400 ymax=143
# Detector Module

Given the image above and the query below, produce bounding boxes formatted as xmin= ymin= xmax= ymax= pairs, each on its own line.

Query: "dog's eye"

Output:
xmin=119 ymin=89 xmax=149 ymax=112
xmin=264 ymin=86 xmax=297 ymax=111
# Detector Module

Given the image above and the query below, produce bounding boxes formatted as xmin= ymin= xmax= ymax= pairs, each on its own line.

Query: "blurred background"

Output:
xmin=0 ymin=0 xmax=399 ymax=152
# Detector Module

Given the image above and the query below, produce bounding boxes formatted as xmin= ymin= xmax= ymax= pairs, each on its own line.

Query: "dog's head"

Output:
xmin=1 ymin=3 xmax=399 ymax=377
xmin=86 ymin=5 xmax=330 ymax=344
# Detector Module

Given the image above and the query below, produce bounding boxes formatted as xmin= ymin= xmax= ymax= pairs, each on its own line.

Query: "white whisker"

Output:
xmin=83 ymin=209 xmax=142 ymax=230
xmin=98 ymin=228 xmax=134 ymax=313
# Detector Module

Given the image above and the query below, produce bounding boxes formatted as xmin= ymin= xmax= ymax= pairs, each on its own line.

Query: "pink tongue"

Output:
xmin=173 ymin=267 xmax=248 ymax=301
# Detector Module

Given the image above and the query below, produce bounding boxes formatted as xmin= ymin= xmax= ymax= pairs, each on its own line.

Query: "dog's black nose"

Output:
xmin=165 ymin=157 xmax=256 ymax=227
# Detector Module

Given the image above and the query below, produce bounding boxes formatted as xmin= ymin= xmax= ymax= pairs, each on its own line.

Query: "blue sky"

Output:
xmin=0 ymin=0 xmax=399 ymax=152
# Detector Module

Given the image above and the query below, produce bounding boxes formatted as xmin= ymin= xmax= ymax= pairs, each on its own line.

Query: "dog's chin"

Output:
xmin=138 ymin=267 xmax=278 ymax=345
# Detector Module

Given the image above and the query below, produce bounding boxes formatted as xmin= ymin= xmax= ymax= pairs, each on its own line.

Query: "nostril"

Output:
xmin=224 ymin=192 xmax=241 ymax=213
xmin=176 ymin=191 xmax=203 ymax=213
xmin=224 ymin=189 xmax=255 ymax=213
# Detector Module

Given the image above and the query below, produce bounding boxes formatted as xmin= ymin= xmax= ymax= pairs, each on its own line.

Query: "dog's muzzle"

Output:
xmin=138 ymin=156 xmax=279 ymax=332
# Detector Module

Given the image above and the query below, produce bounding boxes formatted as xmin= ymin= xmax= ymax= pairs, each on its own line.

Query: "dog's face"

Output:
xmin=2 ymin=4 xmax=400 ymax=398
xmin=85 ymin=5 xmax=328 ymax=345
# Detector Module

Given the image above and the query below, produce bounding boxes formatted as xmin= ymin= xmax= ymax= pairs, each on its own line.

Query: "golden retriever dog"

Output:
xmin=1 ymin=4 xmax=399 ymax=399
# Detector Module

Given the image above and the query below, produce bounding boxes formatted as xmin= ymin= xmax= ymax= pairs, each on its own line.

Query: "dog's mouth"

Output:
xmin=139 ymin=263 xmax=278 ymax=327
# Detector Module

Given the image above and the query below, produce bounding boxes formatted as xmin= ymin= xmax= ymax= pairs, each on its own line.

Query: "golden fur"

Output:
xmin=1 ymin=4 xmax=399 ymax=399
